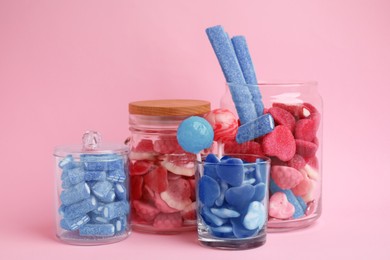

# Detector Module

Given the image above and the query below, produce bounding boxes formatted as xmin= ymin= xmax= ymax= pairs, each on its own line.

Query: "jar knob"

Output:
xmin=82 ymin=130 xmax=101 ymax=151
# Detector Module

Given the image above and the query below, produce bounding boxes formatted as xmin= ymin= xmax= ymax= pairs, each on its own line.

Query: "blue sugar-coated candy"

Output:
xmin=205 ymin=153 xmax=220 ymax=163
xmin=114 ymin=183 xmax=127 ymax=201
xmin=67 ymin=167 xmax=85 ymax=185
xmin=106 ymin=156 xmax=124 ymax=171
xmin=253 ymin=183 xmax=266 ymax=202
xmin=269 ymin=180 xmax=305 ymax=219
xmin=84 ymin=171 xmax=106 ymax=181
xmin=201 ymin=206 xmax=227 ymax=227
xmin=245 ymin=165 xmax=261 ymax=185
xmin=236 ymin=113 xmax=275 ymax=144
xmin=60 ymin=182 xmax=91 ymax=206
xmin=99 ymin=190 xmax=116 ymax=203
xmin=59 ymin=155 xmax=74 ymax=170
xmin=60 ymin=219 xmax=72 ymax=231
xmin=225 ymin=184 xmax=255 ymax=209
xmin=217 ymin=158 xmax=244 ymax=187
xmin=61 ymin=170 xmax=69 ymax=180
xmin=103 ymin=201 xmax=129 ymax=220
xmin=63 ymin=196 xmax=97 ymax=220
xmin=231 ymin=36 xmax=264 ymax=116
xmin=106 ymin=169 xmax=126 ymax=183
xmin=81 ymin=154 xmax=114 ymax=171
xmin=296 ymin=195 xmax=308 ymax=213
xmin=64 ymin=214 xmax=90 ymax=231
xmin=256 ymin=158 xmax=269 ymax=184
xmin=230 ymin=218 xmax=258 ymax=238
xmin=227 ymin=82 xmax=258 ymax=125
xmin=242 ymin=201 xmax=266 ymax=230
xmin=210 ymin=207 xmax=240 ymax=218
xmin=79 ymin=224 xmax=115 ymax=237
xmin=215 ymin=181 xmax=228 ymax=207
xmin=177 ymin=116 xmax=214 ymax=154
xmin=92 ymin=181 xmax=113 ymax=199
xmin=198 ymin=175 xmax=220 ymax=207
xmin=61 ymin=176 xmax=72 ymax=189
xmin=111 ymin=216 xmax=127 ymax=234
xmin=205 ymin=25 xmax=246 ymax=84
xmin=58 ymin=204 xmax=66 ymax=217
xmin=90 ymin=213 xmax=110 ymax=224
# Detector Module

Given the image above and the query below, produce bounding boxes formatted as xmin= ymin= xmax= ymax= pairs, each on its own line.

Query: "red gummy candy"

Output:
xmin=130 ymin=160 xmax=153 ymax=176
xmin=271 ymin=165 xmax=303 ymax=189
xmin=224 ymin=140 xmax=264 ymax=156
xmin=153 ymin=136 xmax=184 ymax=154
xmin=153 ymin=192 xmax=178 ymax=213
xmin=181 ymin=202 xmax=196 ymax=221
xmin=268 ymin=107 xmax=296 ymax=133
xmin=287 ymin=154 xmax=306 ymax=170
xmin=305 ymin=156 xmax=319 ymax=170
xmin=153 ymin=212 xmax=183 ymax=229
xmin=160 ymin=178 xmax=192 ymax=210
xmin=142 ymin=185 xmax=155 ymax=204
xmin=143 ymin=166 xmax=168 ymax=193
xmin=295 ymin=118 xmax=318 ymax=142
xmin=295 ymin=139 xmax=318 ymax=158
xmin=292 ymin=170 xmax=311 ymax=196
xmin=130 ymin=175 xmax=143 ymax=200
xmin=133 ymin=200 xmax=160 ymax=222
xmin=133 ymin=139 xmax=154 ymax=152
xmin=262 ymin=125 xmax=296 ymax=161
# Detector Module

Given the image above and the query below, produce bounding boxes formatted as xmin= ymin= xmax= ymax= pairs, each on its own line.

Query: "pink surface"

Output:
xmin=1 ymin=0 xmax=389 ymax=259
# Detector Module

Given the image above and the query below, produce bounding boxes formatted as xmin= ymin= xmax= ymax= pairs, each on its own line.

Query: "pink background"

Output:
xmin=1 ymin=0 xmax=389 ymax=259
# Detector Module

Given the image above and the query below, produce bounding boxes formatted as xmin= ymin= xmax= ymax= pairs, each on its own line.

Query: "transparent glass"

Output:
xmin=196 ymin=154 xmax=270 ymax=250
xmin=127 ymin=114 xmax=208 ymax=234
xmin=221 ymin=81 xmax=323 ymax=232
xmin=54 ymin=146 xmax=130 ymax=245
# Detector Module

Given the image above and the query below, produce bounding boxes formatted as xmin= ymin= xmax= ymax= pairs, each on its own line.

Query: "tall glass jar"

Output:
xmin=127 ymin=99 xmax=211 ymax=234
xmin=54 ymin=131 xmax=130 ymax=245
xmin=221 ymin=82 xmax=323 ymax=232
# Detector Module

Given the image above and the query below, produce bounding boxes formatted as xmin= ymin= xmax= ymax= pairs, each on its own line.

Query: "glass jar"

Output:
xmin=221 ymin=82 xmax=323 ymax=232
xmin=196 ymin=154 xmax=270 ymax=249
xmin=127 ymin=99 xmax=211 ymax=233
xmin=53 ymin=131 xmax=130 ymax=245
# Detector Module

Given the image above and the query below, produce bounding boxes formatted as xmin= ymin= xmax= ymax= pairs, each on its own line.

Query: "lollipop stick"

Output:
xmin=217 ymin=142 xmax=224 ymax=159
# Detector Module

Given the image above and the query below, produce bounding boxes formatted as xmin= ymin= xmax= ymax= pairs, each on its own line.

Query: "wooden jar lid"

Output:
xmin=129 ymin=99 xmax=211 ymax=116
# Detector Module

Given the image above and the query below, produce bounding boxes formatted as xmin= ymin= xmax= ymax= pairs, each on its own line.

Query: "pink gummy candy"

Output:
xmin=154 ymin=136 xmax=184 ymax=154
xmin=160 ymin=178 xmax=192 ymax=210
xmin=130 ymin=175 xmax=143 ymax=200
xmin=306 ymin=156 xmax=319 ymax=169
xmin=133 ymin=200 xmax=160 ymax=222
xmin=286 ymin=154 xmax=306 ymax=170
xmin=143 ymin=166 xmax=168 ymax=193
xmin=271 ymin=165 xmax=304 ymax=189
xmin=181 ymin=202 xmax=196 ymax=221
xmin=269 ymin=192 xmax=295 ymax=219
xmin=204 ymin=108 xmax=238 ymax=142
xmin=295 ymin=118 xmax=318 ymax=142
xmin=291 ymin=169 xmax=311 ymax=196
xmin=130 ymin=160 xmax=153 ymax=176
xmin=153 ymin=212 xmax=183 ymax=229
xmin=224 ymin=140 xmax=264 ymax=156
xmin=268 ymin=106 xmax=296 ymax=133
xmin=262 ymin=125 xmax=296 ymax=161
xmin=295 ymin=139 xmax=318 ymax=158
xmin=153 ymin=191 xmax=178 ymax=213
xmin=133 ymin=139 xmax=154 ymax=152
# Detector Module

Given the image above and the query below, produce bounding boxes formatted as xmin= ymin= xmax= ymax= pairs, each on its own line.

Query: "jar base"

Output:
xmin=267 ymin=214 xmax=320 ymax=232
xmin=133 ymin=223 xmax=196 ymax=234
xmin=57 ymin=230 xmax=130 ymax=246
xmin=198 ymin=234 xmax=267 ymax=250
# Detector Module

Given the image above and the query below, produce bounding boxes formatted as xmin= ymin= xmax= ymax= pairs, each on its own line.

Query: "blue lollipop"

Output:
xmin=177 ymin=116 xmax=214 ymax=154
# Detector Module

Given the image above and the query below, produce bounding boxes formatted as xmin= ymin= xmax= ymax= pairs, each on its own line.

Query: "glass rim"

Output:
xmin=197 ymin=153 xmax=271 ymax=165
xmin=227 ymin=80 xmax=318 ymax=87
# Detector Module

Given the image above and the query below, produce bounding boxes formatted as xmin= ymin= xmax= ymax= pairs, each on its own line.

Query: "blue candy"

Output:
xmin=210 ymin=207 xmax=240 ymax=218
xmin=201 ymin=206 xmax=227 ymax=227
xmin=242 ymin=201 xmax=265 ymax=230
xmin=253 ymin=183 xmax=266 ymax=202
xmin=205 ymin=153 xmax=220 ymax=163
xmin=230 ymin=218 xmax=258 ymax=238
xmin=177 ymin=116 xmax=214 ymax=154
xmin=106 ymin=157 xmax=124 ymax=171
xmin=81 ymin=154 xmax=114 ymax=171
xmin=217 ymin=158 xmax=244 ymax=186
xmin=198 ymin=175 xmax=220 ymax=207
xmin=59 ymin=155 xmax=74 ymax=170
xmin=60 ymin=219 xmax=72 ymax=231
xmin=236 ymin=113 xmax=275 ymax=144
xmin=63 ymin=196 xmax=97 ymax=220
xmin=99 ymin=190 xmax=116 ymax=203
xmin=210 ymin=225 xmax=234 ymax=238
xmin=60 ymin=182 xmax=91 ymax=206
xmin=64 ymin=214 xmax=90 ymax=231
xmin=225 ymin=184 xmax=255 ymax=209
xmin=114 ymin=183 xmax=127 ymax=201
xmin=106 ymin=169 xmax=126 ymax=183
xmin=296 ymin=195 xmax=308 ymax=213
xmin=227 ymin=82 xmax=258 ymax=125
xmin=90 ymin=213 xmax=110 ymax=224
xmin=84 ymin=171 xmax=106 ymax=181
xmin=92 ymin=181 xmax=113 ymax=200
xmin=79 ymin=224 xmax=115 ymax=237
xmin=111 ymin=216 xmax=127 ymax=234
xmin=103 ymin=201 xmax=129 ymax=220
xmin=67 ymin=167 xmax=85 ymax=185
xmin=215 ymin=181 xmax=228 ymax=207
xmin=204 ymin=154 xmax=220 ymax=179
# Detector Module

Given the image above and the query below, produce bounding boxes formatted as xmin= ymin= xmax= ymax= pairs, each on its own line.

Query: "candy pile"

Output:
xmin=58 ymin=154 xmax=129 ymax=237
xmin=130 ymin=139 xmax=198 ymax=230
xmin=197 ymin=154 xmax=268 ymax=238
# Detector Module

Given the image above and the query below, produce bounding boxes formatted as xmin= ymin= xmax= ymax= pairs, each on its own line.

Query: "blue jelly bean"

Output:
xmin=210 ymin=207 xmax=240 ymax=218
xmin=204 ymin=164 xmax=219 ymax=179
xmin=177 ymin=116 xmax=214 ymax=154
xmin=198 ymin=175 xmax=220 ymax=207
xmin=215 ymin=181 xmax=228 ymax=207
xmin=225 ymin=184 xmax=255 ymax=209
xmin=253 ymin=183 xmax=266 ymax=202
xmin=242 ymin=201 xmax=265 ymax=230
xmin=60 ymin=182 xmax=91 ymax=206
xmin=205 ymin=153 xmax=220 ymax=163
xmin=217 ymin=158 xmax=244 ymax=186
xmin=201 ymin=206 xmax=227 ymax=227
xmin=210 ymin=225 xmax=234 ymax=238
xmin=79 ymin=224 xmax=115 ymax=237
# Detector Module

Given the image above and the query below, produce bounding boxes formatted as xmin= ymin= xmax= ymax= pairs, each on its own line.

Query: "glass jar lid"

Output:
xmin=128 ymin=99 xmax=210 ymax=116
